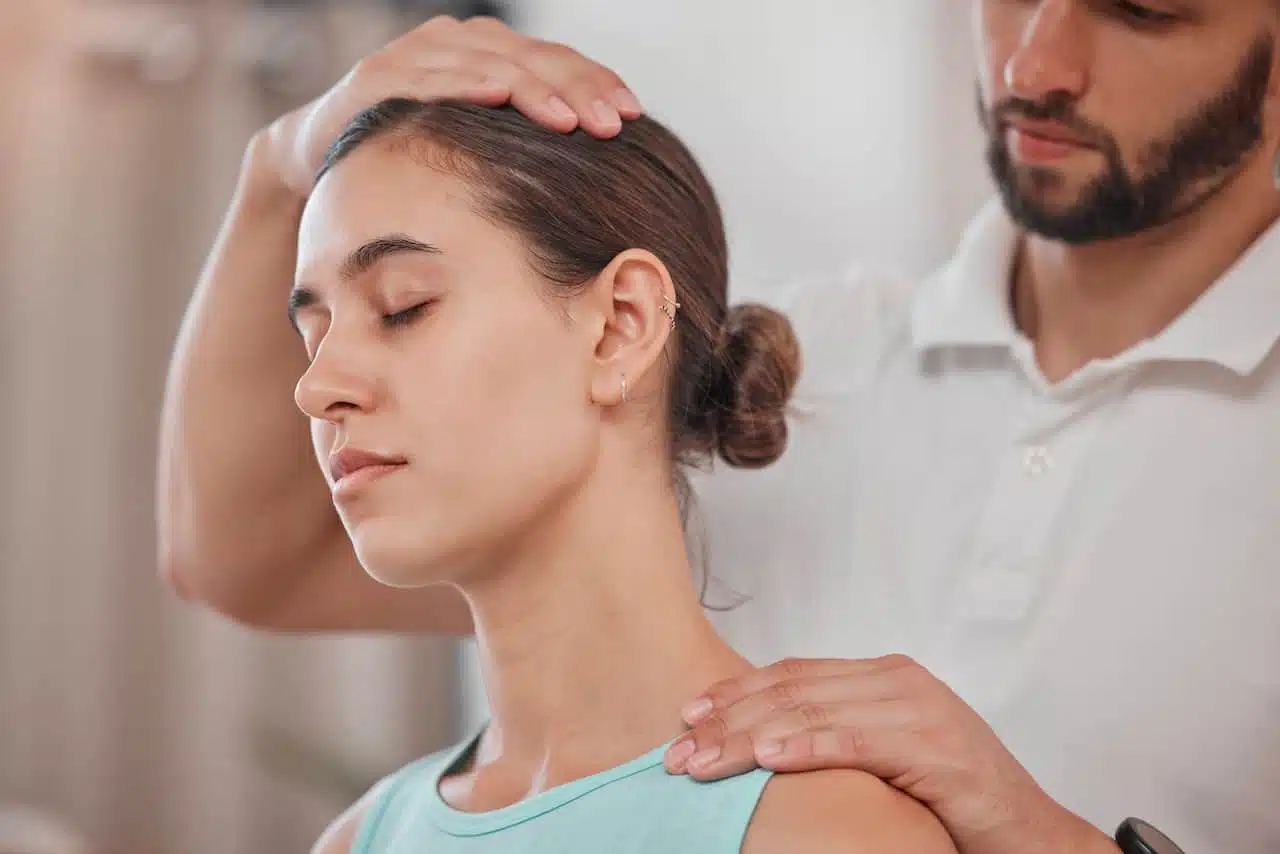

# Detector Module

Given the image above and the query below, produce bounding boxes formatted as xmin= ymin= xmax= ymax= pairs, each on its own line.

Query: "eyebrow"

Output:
xmin=289 ymin=234 xmax=443 ymax=331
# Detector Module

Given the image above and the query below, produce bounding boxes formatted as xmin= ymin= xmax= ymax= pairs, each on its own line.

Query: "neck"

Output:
xmin=456 ymin=454 xmax=749 ymax=775
xmin=1014 ymin=160 xmax=1280 ymax=383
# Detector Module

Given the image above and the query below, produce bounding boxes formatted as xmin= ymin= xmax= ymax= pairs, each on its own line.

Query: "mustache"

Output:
xmin=988 ymin=92 xmax=1108 ymax=148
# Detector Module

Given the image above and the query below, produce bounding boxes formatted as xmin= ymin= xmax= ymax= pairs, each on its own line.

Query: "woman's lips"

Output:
xmin=331 ymin=461 xmax=406 ymax=500
xmin=328 ymin=446 xmax=408 ymax=500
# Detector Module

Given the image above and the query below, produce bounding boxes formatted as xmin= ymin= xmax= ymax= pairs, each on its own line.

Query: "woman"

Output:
xmin=293 ymin=98 xmax=954 ymax=853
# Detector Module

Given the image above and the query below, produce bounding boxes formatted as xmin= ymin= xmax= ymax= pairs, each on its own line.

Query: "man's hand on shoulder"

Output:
xmin=744 ymin=768 xmax=958 ymax=854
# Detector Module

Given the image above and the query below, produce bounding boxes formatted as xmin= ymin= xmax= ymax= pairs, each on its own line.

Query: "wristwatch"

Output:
xmin=1115 ymin=818 xmax=1186 ymax=854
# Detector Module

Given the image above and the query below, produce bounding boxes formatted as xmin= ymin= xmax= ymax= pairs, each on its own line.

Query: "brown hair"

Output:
xmin=319 ymin=99 xmax=800 ymax=472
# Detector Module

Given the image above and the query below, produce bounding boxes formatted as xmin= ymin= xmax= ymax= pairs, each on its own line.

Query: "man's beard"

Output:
xmin=981 ymin=36 xmax=1273 ymax=244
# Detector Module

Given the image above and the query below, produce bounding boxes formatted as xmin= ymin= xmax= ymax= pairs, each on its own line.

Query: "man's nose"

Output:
xmin=1003 ymin=0 xmax=1090 ymax=104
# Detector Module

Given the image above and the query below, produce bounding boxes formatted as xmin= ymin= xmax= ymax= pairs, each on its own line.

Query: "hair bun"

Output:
xmin=712 ymin=303 xmax=801 ymax=469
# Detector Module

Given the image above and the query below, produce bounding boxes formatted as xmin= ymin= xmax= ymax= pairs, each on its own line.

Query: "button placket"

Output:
xmin=957 ymin=392 xmax=1092 ymax=621
xmin=1022 ymin=445 xmax=1053 ymax=477
xmin=934 ymin=352 xmax=1137 ymax=689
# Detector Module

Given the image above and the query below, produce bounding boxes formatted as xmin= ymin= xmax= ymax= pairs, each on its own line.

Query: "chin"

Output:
xmin=359 ymin=559 xmax=435 ymax=589
xmin=345 ymin=516 xmax=463 ymax=589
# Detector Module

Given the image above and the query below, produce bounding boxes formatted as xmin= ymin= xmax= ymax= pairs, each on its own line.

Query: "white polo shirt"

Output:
xmin=695 ymin=199 xmax=1280 ymax=853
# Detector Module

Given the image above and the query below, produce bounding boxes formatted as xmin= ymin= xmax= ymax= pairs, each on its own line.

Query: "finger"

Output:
xmin=441 ymin=7 xmax=640 ymax=123
xmin=458 ymin=13 xmax=642 ymax=119
xmin=684 ymin=656 xmax=909 ymax=724
xmin=368 ymin=45 xmax=572 ymax=133
xmin=415 ymin=48 xmax=584 ymax=131
xmin=753 ymin=728 xmax=887 ymax=774
xmin=413 ymin=18 xmax=639 ymax=135
xmin=663 ymin=734 xmax=696 ymax=773
xmin=694 ymin=671 xmax=903 ymax=743
xmin=663 ymin=729 xmax=760 ymax=782
xmin=515 ymin=41 xmax=639 ymax=137
xmin=673 ymin=698 xmax=918 ymax=780
xmin=753 ymin=706 xmax=920 ymax=783
xmin=396 ymin=67 xmax=512 ymax=104
xmin=388 ymin=21 xmax=580 ymax=131
xmin=352 ymin=42 xmax=509 ymax=101
xmin=419 ymin=14 xmax=526 ymax=55
xmin=662 ymin=721 xmax=729 ymax=772
xmin=481 ymin=62 xmax=582 ymax=132
xmin=692 ymin=699 xmax=888 ymax=760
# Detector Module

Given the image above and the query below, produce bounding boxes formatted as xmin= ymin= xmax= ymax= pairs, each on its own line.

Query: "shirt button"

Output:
xmin=1023 ymin=446 xmax=1053 ymax=477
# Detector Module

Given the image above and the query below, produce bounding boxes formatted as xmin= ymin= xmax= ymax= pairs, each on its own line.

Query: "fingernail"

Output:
xmin=756 ymin=740 xmax=783 ymax=758
xmin=612 ymin=88 xmax=643 ymax=115
xmin=665 ymin=739 xmax=696 ymax=769
xmin=681 ymin=698 xmax=713 ymax=724
xmin=546 ymin=96 xmax=575 ymax=122
xmin=688 ymin=746 xmax=721 ymax=769
xmin=592 ymin=99 xmax=621 ymax=129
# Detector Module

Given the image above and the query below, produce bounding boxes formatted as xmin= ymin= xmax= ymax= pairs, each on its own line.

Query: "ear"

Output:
xmin=582 ymin=249 xmax=679 ymax=407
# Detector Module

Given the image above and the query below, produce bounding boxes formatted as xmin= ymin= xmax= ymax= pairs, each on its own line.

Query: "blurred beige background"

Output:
xmin=0 ymin=1 xmax=989 ymax=852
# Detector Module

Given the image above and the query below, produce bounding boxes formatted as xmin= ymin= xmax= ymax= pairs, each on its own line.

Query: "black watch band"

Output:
xmin=1115 ymin=818 xmax=1186 ymax=854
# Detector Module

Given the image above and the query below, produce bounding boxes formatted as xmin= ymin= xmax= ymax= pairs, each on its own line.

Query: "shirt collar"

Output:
xmin=910 ymin=199 xmax=1021 ymax=352
xmin=910 ymin=198 xmax=1280 ymax=377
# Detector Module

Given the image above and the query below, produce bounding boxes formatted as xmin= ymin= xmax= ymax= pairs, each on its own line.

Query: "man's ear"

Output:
xmin=583 ymin=248 xmax=679 ymax=407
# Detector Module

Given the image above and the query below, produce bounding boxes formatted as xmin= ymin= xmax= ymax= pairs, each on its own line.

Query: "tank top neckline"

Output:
xmin=424 ymin=727 xmax=681 ymax=838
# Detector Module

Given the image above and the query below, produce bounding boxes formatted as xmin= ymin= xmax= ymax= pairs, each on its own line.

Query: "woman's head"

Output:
xmin=290 ymin=99 xmax=800 ymax=586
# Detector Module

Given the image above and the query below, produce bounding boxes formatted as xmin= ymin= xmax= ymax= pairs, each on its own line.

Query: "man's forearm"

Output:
xmin=1050 ymin=817 xmax=1121 ymax=854
xmin=999 ymin=793 xmax=1122 ymax=854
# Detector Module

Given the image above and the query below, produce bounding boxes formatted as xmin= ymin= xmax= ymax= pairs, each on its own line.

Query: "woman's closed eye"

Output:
xmin=382 ymin=300 xmax=435 ymax=328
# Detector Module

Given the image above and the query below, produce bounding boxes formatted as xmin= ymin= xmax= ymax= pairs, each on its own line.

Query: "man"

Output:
xmin=157 ymin=2 xmax=1280 ymax=852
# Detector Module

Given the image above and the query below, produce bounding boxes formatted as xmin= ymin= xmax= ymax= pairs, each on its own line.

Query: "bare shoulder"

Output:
xmin=310 ymin=775 xmax=398 ymax=854
xmin=742 ymin=769 xmax=958 ymax=854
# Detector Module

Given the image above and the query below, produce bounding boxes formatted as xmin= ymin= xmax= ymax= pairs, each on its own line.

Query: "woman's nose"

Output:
xmin=293 ymin=335 xmax=379 ymax=422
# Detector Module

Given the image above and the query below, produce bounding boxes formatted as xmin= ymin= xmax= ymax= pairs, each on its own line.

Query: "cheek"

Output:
xmin=400 ymin=300 xmax=595 ymax=483
xmin=475 ymin=312 xmax=592 ymax=457
xmin=356 ymin=302 xmax=596 ymax=584
xmin=975 ymin=0 xmax=1015 ymax=99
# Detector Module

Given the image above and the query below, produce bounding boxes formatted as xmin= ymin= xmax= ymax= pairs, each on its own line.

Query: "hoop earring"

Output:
xmin=620 ymin=373 xmax=628 ymax=404
xmin=660 ymin=293 xmax=681 ymax=330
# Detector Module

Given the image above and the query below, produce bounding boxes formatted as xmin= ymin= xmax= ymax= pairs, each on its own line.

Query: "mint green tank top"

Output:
xmin=352 ymin=732 xmax=774 ymax=853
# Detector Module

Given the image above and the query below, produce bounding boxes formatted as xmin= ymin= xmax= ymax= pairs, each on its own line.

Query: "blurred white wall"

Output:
xmin=459 ymin=0 xmax=996 ymax=730
xmin=528 ymin=0 xmax=991 ymax=280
